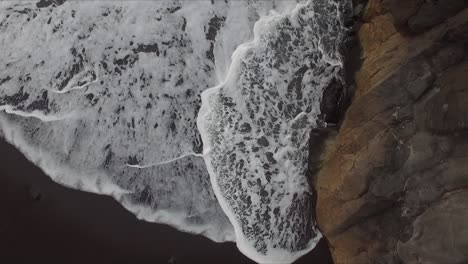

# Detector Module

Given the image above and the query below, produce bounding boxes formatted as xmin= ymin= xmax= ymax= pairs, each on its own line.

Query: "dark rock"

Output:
xmin=398 ymin=191 xmax=468 ymax=264
xmin=389 ymin=0 xmax=468 ymax=34
xmin=320 ymin=76 xmax=345 ymax=124
xmin=402 ymin=60 xmax=435 ymax=100
xmin=408 ymin=0 xmax=468 ymax=33
xmin=430 ymin=43 xmax=466 ymax=72
xmin=315 ymin=2 xmax=468 ymax=263
xmin=425 ymin=60 xmax=468 ymax=133
xmin=388 ymin=0 xmax=423 ymax=29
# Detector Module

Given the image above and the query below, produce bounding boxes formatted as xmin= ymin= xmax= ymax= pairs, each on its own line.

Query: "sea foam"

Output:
xmin=197 ymin=0 xmax=349 ymax=262
xmin=0 ymin=0 xmax=350 ymax=262
xmin=0 ymin=0 xmax=304 ymax=244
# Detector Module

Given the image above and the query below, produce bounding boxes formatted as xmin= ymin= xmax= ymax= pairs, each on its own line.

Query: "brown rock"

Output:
xmin=315 ymin=2 xmax=468 ymax=263
xmin=362 ymin=0 xmax=387 ymax=22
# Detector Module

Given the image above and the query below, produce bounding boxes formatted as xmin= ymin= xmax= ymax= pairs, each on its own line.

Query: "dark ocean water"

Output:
xmin=0 ymin=138 xmax=333 ymax=264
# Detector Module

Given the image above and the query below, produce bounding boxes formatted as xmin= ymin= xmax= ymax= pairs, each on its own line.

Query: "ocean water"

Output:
xmin=0 ymin=1 xmax=350 ymax=263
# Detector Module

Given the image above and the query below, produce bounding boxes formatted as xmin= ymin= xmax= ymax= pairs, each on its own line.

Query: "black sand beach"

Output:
xmin=0 ymin=138 xmax=333 ymax=264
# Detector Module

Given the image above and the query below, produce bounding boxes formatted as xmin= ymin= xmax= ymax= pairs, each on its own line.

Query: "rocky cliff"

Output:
xmin=315 ymin=0 xmax=468 ymax=263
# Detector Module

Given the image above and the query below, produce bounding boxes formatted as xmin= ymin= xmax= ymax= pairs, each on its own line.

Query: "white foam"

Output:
xmin=124 ymin=152 xmax=203 ymax=169
xmin=197 ymin=0 xmax=350 ymax=262
xmin=0 ymin=0 xmax=307 ymax=245
xmin=0 ymin=111 xmax=236 ymax=242
xmin=0 ymin=0 xmax=350 ymax=261
xmin=0 ymin=105 xmax=77 ymax=122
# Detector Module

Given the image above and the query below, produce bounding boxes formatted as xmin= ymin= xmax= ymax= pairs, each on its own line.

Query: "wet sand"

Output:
xmin=0 ymin=138 xmax=332 ymax=264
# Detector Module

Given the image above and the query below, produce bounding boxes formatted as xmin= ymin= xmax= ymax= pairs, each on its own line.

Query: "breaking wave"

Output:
xmin=197 ymin=1 xmax=349 ymax=262
xmin=0 ymin=0 xmax=350 ymax=263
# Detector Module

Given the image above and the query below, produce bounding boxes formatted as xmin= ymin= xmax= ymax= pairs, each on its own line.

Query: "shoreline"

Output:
xmin=0 ymin=138 xmax=332 ymax=264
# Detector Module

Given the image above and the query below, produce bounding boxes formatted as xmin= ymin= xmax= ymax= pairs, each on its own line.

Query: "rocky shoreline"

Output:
xmin=313 ymin=0 xmax=468 ymax=263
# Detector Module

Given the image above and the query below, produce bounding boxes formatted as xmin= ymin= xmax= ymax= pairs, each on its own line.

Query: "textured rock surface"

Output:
xmin=315 ymin=0 xmax=468 ymax=263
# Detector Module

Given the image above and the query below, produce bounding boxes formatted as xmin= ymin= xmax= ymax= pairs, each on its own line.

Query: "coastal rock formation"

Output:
xmin=315 ymin=0 xmax=468 ymax=263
